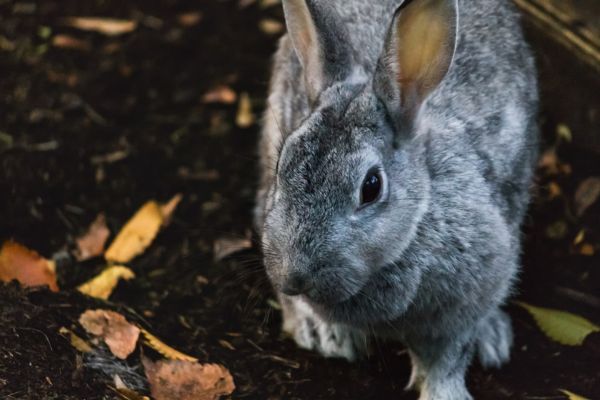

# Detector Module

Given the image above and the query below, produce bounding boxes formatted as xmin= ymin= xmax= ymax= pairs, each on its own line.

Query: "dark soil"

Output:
xmin=1 ymin=0 xmax=599 ymax=399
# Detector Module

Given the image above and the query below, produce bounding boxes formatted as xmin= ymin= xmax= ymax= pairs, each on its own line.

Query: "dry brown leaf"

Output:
xmin=64 ymin=17 xmax=137 ymax=36
xmin=259 ymin=19 xmax=284 ymax=35
xmin=79 ymin=309 xmax=140 ymax=359
xmin=202 ymin=85 xmax=237 ymax=105
xmin=574 ymin=177 xmax=600 ymax=217
xmin=159 ymin=194 xmax=183 ymax=226
xmin=143 ymin=357 xmax=235 ymax=400
xmin=59 ymin=327 xmax=93 ymax=353
xmin=0 ymin=241 xmax=58 ymax=291
xmin=547 ymin=181 xmax=562 ymax=200
xmin=579 ymin=244 xmax=595 ymax=257
xmin=177 ymin=12 xmax=203 ymax=27
xmin=76 ymin=213 xmax=110 ymax=261
xmin=236 ymin=92 xmax=255 ymax=128
xmin=77 ymin=265 xmax=135 ymax=299
xmin=213 ymin=237 xmax=252 ymax=262
xmin=104 ymin=202 xmax=163 ymax=263
xmin=537 ymin=148 xmax=560 ymax=175
xmin=52 ymin=34 xmax=91 ymax=51
xmin=140 ymin=329 xmax=198 ymax=362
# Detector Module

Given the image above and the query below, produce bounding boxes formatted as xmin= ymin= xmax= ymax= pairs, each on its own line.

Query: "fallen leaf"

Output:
xmin=259 ymin=19 xmax=284 ymax=35
xmin=545 ymin=220 xmax=568 ymax=240
xmin=573 ymin=230 xmax=585 ymax=246
xmin=213 ymin=236 xmax=252 ymax=261
xmin=537 ymin=148 xmax=559 ymax=174
xmin=547 ymin=181 xmax=562 ymax=200
xmin=51 ymin=34 xmax=91 ymax=51
xmin=235 ymin=92 xmax=255 ymax=128
xmin=559 ymin=389 xmax=591 ymax=400
xmin=579 ymin=244 xmax=595 ymax=257
xmin=202 ymin=85 xmax=237 ymax=105
xmin=259 ymin=0 xmax=281 ymax=8
xmin=75 ymin=214 xmax=110 ymax=261
xmin=159 ymin=194 xmax=183 ymax=226
xmin=516 ymin=302 xmax=600 ymax=346
xmin=64 ymin=17 xmax=137 ymax=36
xmin=143 ymin=357 xmax=235 ymax=400
xmin=574 ymin=177 xmax=600 ymax=217
xmin=114 ymin=375 xmax=150 ymax=400
xmin=140 ymin=329 xmax=198 ymax=362
xmin=79 ymin=309 xmax=140 ymax=359
xmin=104 ymin=201 xmax=163 ymax=263
xmin=556 ymin=124 xmax=573 ymax=143
xmin=0 ymin=241 xmax=58 ymax=291
xmin=59 ymin=327 xmax=93 ymax=353
xmin=177 ymin=12 xmax=203 ymax=27
xmin=77 ymin=265 xmax=135 ymax=299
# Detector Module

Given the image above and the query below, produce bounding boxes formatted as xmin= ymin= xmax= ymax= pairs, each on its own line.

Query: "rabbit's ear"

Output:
xmin=375 ymin=0 xmax=458 ymax=140
xmin=282 ymin=0 xmax=353 ymax=103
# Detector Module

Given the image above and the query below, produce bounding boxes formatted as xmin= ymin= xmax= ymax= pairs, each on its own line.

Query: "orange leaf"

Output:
xmin=0 ymin=241 xmax=58 ymax=291
xmin=79 ymin=309 xmax=140 ymax=359
xmin=142 ymin=357 xmax=235 ymax=400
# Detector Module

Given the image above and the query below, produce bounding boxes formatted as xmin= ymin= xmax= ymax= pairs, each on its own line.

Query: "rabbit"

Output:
xmin=254 ymin=0 xmax=538 ymax=399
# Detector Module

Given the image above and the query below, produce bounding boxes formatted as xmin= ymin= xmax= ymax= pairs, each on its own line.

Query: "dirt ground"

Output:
xmin=1 ymin=0 xmax=599 ymax=399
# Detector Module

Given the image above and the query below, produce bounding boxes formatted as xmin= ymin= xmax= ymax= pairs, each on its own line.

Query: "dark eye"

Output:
xmin=361 ymin=171 xmax=382 ymax=205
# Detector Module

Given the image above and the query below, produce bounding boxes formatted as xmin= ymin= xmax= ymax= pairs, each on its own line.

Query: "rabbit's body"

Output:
xmin=255 ymin=0 xmax=538 ymax=399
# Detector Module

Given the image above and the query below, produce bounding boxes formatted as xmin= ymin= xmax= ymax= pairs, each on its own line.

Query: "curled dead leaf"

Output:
xmin=213 ymin=236 xmax=252 ymax=262
xmin=52 ymin=34 xmax=91 ymax=51
xmin=142 ymin=357 xmax=235 ymax=400
xmin=140 ymin=328 xmax=198 ymax=362
xmin=574 ymin=177 xmax=600 ymax=217
xmin=77 ymin=265 xmax=135 ymax=299
xmin=236 ymin=92 xmax=255 ymax=128
xmin=177 ymin=12 xmax=203 ymax=27
xmin=79 ymin=309 xmax=140 ymax=359
xmin=75 ymin=213 xmax=110 ymax=261
xmin=64 ymin=17 xmax=137 ymax=36
xmin=202 ymin=85 xmax=237 ymax=105
xmin=259 ymin=19 xmax=284 ymax=35
xmin=0 ymin=241 xmax=58 ymax=291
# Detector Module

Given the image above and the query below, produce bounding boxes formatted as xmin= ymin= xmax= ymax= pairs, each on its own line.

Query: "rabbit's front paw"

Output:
xmin=476 ymin=309 xmax=513 ymax=368
xmin=281 ymin=298 xmax=365 ymax=361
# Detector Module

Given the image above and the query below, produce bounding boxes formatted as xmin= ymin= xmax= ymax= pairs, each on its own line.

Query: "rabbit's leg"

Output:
xmin=476 ymin=308 xmax=513 ymax=368
xmin=407 ymin=334 xmax=475 ymax=400
xmin=280 ymin=295 xmax=366 ymax=361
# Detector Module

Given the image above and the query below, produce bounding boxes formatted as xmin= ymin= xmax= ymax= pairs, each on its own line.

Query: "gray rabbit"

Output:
xmin=254 ymin=0 xmax=538 ymax=399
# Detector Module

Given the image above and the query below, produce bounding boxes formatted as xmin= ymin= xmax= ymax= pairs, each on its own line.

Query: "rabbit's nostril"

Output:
xmin=281 ymin=272 xmax=311 ymax=296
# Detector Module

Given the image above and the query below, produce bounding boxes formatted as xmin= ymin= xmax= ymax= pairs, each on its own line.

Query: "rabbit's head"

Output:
xmin=262 ymin=0 xmax=458 ymax=325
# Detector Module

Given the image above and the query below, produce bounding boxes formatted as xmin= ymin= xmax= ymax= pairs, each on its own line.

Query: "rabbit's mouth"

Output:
xmin=307 ymin=262 xmax=423 ymax=326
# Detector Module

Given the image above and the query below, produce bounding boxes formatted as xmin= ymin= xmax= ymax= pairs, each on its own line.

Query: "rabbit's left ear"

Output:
xmin=282 ymin=0 xmax=354 ymax=104
xmin=374 ymin=0 xmax=458 ymax=140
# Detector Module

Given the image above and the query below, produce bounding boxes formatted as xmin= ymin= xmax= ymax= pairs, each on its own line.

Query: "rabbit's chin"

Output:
xmin=305 ymin=263 xmax=422 ymax=328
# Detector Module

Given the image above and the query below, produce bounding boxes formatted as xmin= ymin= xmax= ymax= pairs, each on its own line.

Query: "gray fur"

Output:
xmin=255 ymin=0 xmax=538 ymax=399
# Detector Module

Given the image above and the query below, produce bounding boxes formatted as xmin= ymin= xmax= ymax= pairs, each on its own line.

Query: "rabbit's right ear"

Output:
xmin=374 ymin=0 xmax=458 ymax=143
xmin=282 ymin=0 xmax=353 ymax=104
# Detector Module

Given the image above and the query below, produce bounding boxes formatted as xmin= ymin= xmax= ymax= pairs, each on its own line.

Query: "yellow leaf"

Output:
xmin=559 ymin=389 xmax=591 ymax=400
xmin=59 ymin=327 xmax=93 ymax=353
xmin=105 ymin=202 xmax=163 ymax=263
xmin=516 ymin=302 xmax=600 ymax=346
xmin=235 ymin=92 xmax=255 ymax=128
xmin=64 ymin=17 xmax=137 ymax=36
xmin=77 ymin=265 xmax=135 ymax=300
xmin=140 ymin=328 xmax=198 ymax=362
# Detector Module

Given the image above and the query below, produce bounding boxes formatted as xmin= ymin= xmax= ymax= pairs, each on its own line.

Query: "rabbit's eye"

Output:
xmin=361 ymin=171 xmax=382 ymax=205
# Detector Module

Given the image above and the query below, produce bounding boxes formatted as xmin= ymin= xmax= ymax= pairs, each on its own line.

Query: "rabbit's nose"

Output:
xmin=281 ymin=272 xmax=312 ymax=296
